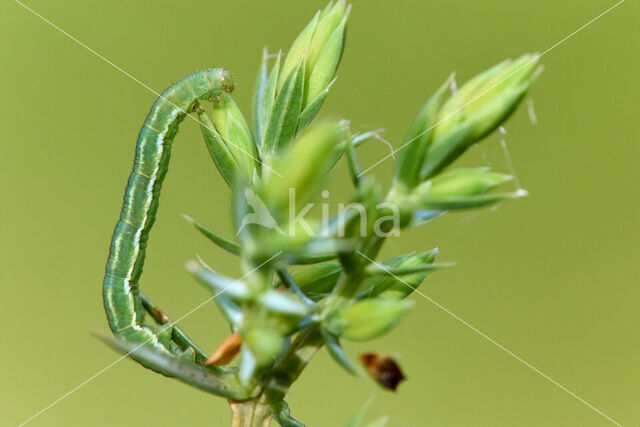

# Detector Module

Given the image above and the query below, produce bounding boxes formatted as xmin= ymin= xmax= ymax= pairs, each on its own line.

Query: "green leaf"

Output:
xmin=211 ymin=93 xmax=258 ymax=179
xmin=198 ymin=110 xmax=236 ymax=186
xmin=264 ymin=60 xmax=306 ymax=156
xmin=259 ymin=289 xmax=317 ymax=316
xmin=412 ymin=190 xmax=527 ymax=211
xmin=244 ymin=328 xmax=286 ymax=367
xmin=411 ymin=168 xmax=525 ymax=211
xmin=260 ymin=51 xmax=281 ymax=145
xmin=327 ymin=298 xmax=412 ymax=341
xmin=186 ymin=261 xmax=251 ymax=300
xmin=238 ymin=346 xmax=257 ymax=385
xmin=364 ymin=262 xmax=451 ymax=277
xmin=279 ymin=12 xmax=320 ymax=90
xmin=297 ymin=77 xmax=336 ymax=132
xmin=253 ymin=48 xmax=269 ymax=148
xmin=393 ymin=76 xmax=451 ymax=190
xmin=365 ymin=417 xmax=389 ymax=427
xmin=271 ymin=401 xmax=305 ymax=427
xmin=359 ymin=250 xmax=438 ymax=300
xmin=419 ymin=121 xmax=472 ymax=180
xmin=263 ymin=121 xmax=348 ymax=215
xmin=408 ymin=209 xmax=445 ymax=227
xmin=297 ymin=262 xmax=342 ymax=301
xmin=97 ymin=335 xmax=250 ymax=400
xmin=321 ymin=327 xmax=358 ymax=375
xmin=421 ymin=167 xmax=513 ymax=198
xmin=182 ymin=214 xmax=239 ymax=255
xmin=193 ymin=257 xmax=244 ymax=327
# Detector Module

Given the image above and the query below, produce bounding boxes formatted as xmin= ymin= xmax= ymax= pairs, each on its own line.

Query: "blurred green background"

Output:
xmin=2 ymin=0 xmax=638 ymax=425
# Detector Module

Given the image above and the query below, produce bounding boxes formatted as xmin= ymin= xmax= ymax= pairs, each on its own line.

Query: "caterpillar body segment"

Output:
xmin=103 ymin=68 xmax=235 ymax=353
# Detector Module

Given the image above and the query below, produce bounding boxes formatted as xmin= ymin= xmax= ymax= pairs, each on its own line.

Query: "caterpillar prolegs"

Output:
xmin=102 ymin=68 xmax=234 ymax=358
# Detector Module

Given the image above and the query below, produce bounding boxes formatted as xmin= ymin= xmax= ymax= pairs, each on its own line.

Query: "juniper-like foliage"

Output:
xmin=103 ymin=2 xmax=541 ymax=425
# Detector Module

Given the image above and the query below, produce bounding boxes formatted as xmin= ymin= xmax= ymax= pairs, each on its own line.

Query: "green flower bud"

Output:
xmin=420 ymin=54 xmax=542 ymax=179
xmin=203 ymin=93 xmax=258 ymax=181
xmin=305 ymin=2 xmax=348 ymax=104
xmin=260 ymin=1 xmax=348 ymax=150
xmin=279 ymin=1 xmax=348 ymax=100
xmin=411 ymin=167 xmax=525 ymax=210
xmin=326 ymin=298 xmax=412 ymax=341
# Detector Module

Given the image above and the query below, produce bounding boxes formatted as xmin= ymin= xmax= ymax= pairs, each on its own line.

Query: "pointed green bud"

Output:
xmin=306 ymin=4 xmax=348 ymax=104
xmin=393 ymin=76 xmax=451 ymax=191
xmin=326 ymin=298 xmax=412 ymax=341
xmin=411 ymin=168 xmax=525 ymax=210
xmin=268 ymin=1 xmax=348 ymax=140
xmin=210 ymin=93 xmax=258 ymax=179
xmin=420 ymin=54 xmax=542 ymax=179
xmin=426 ymin=167 xmax=513 ymax=196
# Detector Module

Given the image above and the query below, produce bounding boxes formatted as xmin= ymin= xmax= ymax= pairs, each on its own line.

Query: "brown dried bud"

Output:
xmin=359 ymin=352 xmax=406 ymax=391
xmin=204 ymin=331 xmax=243 ymax=366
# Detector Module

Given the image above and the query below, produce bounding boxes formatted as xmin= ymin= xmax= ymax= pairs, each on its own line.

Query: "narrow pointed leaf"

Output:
xmin=393 ymin=76 xmax=450 ymax=190
xmin=259 ymin=289 xmax=316 ymax=316
xmin=261 ymin=51 xmax=281 ymax=145
xmin=321 ymin=327 xmax=358 ymax=375
xmin=279 ymin=12 xmax=319 ymax=89
xmin=186 ymin=261 xmax=251 ymax=300
xmin=198 ymin=111 xmax=236 ymax=186
xmin=297 ymin=78 xmax=335 ymax=132
xmin=212 ymin=93 xmax=258 ymax=179
xmin=359 ymin=249 xmax=439 ymax=300
xmin=264 ymin=60 xmax=305 ymax=156
xmin=253 ymin=48 xmax=269 ymax=147
xmin=97 ymin=335 xmax=250 ymax=400
xmin=182 ymin=214 xmax=240 ymax=255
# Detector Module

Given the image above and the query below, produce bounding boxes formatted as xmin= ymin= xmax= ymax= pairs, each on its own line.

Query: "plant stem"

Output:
xmin=229 ymin=399 xmax=272 ymax=427
xmin=264 ymin=233 xmax=389 ymax=402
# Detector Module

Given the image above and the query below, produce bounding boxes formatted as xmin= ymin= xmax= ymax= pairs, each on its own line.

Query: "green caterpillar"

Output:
xmin=103 ymin=68 xmax=234 ymax=354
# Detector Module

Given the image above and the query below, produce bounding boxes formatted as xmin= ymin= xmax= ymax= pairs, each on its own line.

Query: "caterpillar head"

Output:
xmin=220 ymin=70 xmax=235 ymax=94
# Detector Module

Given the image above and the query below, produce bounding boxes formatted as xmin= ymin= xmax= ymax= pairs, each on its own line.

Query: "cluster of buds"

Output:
xmin=106 ymin=2 xmax=543 ymax=424
xmin=188 ymin=1 xmax=354 ymax=385
xmin=391 ymin=53 xmax=542 ymax=225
